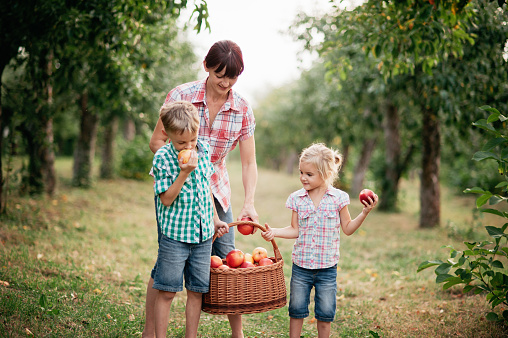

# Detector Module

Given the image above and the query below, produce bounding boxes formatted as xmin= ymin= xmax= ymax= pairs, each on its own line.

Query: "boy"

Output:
xmin=151 ymin=101 xmax=229 ymax=338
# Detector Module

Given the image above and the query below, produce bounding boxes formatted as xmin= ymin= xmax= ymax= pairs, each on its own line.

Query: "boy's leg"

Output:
xmin=316 ymin=320 xmax=332 ymax=338
xmin=211 ymin=198 xmax=244 ymax=338
xmin=154 ymin=290 xmax=176 ymax=337
xmin=289 ymin=318 xmax=304 ymax=338
xmin=185 ymin=290 xmax=203 ymax=338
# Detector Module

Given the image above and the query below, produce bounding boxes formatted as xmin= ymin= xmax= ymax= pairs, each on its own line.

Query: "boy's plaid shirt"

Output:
xmin=152 ymin=140 xmax=215 ymax=244
xmin=286 ymin=187 xmax=350 ymax=269
xmin=164 ymin=79 xmax=256 ymax=213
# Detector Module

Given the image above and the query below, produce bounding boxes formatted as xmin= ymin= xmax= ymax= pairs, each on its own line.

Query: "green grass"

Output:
xmin=1 ymin=158 xmax=507 ymax=337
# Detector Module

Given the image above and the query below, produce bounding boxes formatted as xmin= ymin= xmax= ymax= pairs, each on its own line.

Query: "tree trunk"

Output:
xmin=73 ymin=92 xmax=99 ymax=187
xmin=100 ymin=115 xmax=118 ymax=179
xmin=123 ymin=118 xmax=136 ymax=142
xmin=285 ymin=149 xmax=298 ymax=175
xmin=42 ymin=52 xmax=56 ymax=196
xmin=351 ymin=137 xmax=377 ymax=197
xmin=379 ymin=102 xmax=401 ymax=211
xmin=419 ymin=107 xmax=440 ymax=228
xmin=0 ymin=63 xmax=5 ymax=213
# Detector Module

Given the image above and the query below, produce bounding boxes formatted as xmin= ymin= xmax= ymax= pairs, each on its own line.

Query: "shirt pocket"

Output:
xmin=211 ymin=129 xmax=241 ymax=162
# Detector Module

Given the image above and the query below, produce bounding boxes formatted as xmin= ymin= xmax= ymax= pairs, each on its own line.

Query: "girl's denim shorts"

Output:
xmin=289 ymin=263 xmax=338 ymax=322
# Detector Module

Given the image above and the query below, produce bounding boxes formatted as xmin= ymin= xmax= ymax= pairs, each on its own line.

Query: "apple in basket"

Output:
xmin=239 ymin=261 xmax=256 ymax=269
xmin=244 ymin=253 xmax=254 ymax=264
xmin=226 ymin=249 xmax=245 ymax=268
xmin=237 ymin=217 xmax=254 ymax=235
xmin=210 ymin=255 xmax=223 ymax=268
xmin=252 ymin=247 xmax=268 ymax=263
xmin=258 ymin=257 xmax=274 ymax=266
xmin=217 ymin=264 xmax=229 ymax=270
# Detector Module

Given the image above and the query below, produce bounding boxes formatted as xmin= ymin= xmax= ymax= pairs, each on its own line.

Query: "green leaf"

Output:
xmin=486 ymin=312 xmax=499 ymax=321
xmin=477 ymin=193 xmax=494 ymax=208
xmin=417 ymin=260 xmax=443 ymax=272
xmin=489 ymin=195 xmax=505 ymax=205
xmin=487 ymin=112 xmax=502 ymax=123
xmin=492 ymin=260 xmax=504 ymax=269
xmin=436 ymin=274 xmax=453 ymax=283
xmin=436 ymin=263 xmax=452 ymax=275
xmin=443 ymin=277 xmax=464 ymax=290
xmin=463 ymin=285 xmax=475 ymax=293
xmin=486 ymin=226 xmax=505 ymax=238
xmin=473 ymin=119 xmax=496 ymax=133
xmin=464 ymin=187 xmax=487 ymax=194
xmin=495 ymin=181 xmax=508 ymax=188
xmin=482 ymin=137 xmax=506 ymax=152
xmin=502 ymin=310 xmax=508 ymax=321
xmin=472 ymin=151 xmax=500 ymax=162
xmin=481 ymin=209 xmax=506 ymax=218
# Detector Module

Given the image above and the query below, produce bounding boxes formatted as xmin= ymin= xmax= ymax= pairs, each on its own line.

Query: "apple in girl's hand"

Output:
xmin=258 ymin=257 xmax=274 ymax=266
xmin=178 ymin=149 xmax=192 ymax=164
xmin=237 ymin=217 xmax=254 ymax=235
xmin=359 ymin=189 xmax=375 ymax=205
xmin=252 ymin=247 xmax=268 ymax=263
xmin=226 ymin=249 xmax=245 ymax=268
xmin=210 ymin=255 xmax=223 ymax=268
xmin=243 ymin=253 xmax=254 ymax=264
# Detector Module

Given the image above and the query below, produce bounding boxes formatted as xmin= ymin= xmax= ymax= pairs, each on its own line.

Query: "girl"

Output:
xmin=262 ymin=143 xmax=378 ymax=338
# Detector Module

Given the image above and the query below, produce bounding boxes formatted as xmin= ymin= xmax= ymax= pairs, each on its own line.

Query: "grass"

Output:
xmin=1 ymin=157 xmax=507 ymax=337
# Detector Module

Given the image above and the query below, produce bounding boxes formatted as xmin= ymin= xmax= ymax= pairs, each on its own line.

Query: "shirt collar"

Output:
xmin=195 ymin=78 xmax=239 ymax=113
xmin=296 ymin=187 xmax=338 ymax=198
xmin=168 ymin=139 xmax=206 ymax=158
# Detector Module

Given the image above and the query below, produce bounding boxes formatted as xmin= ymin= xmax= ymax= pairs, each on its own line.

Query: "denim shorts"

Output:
xmin=151 ymin=196 xmax=235 ymax=278
xmin=288 ymin=263 xmax=338 ymax=322
xmin=152 ymin=235 xmax=213 ymax=293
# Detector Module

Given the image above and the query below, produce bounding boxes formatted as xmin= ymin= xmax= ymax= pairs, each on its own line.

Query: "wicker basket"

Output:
xmin=202 ymin=221 xmax=287 ymax=315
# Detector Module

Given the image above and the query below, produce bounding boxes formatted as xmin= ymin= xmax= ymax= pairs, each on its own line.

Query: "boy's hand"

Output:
xmin=214 ymin=220 xmax=229 ymax=238
xmin=261 ymin=223 xmax=274 ymax=242
xmin=179 ymin=150 xmax=198 ymax=174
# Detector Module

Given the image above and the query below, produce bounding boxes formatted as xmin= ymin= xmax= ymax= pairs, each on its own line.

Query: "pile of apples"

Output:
xmin=210 ymin=247 xmax=273 ymax=270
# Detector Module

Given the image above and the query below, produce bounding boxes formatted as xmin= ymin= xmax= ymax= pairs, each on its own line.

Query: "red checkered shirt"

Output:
xmin=286 ymin=187 xmax=350 ymax=269
xmin=164 ymin=79 xmax=255 ymax=212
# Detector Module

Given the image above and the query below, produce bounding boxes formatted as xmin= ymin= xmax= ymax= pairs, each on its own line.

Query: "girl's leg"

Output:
xmin=289 ymin=318 xmax=304 ymax=338
xmin=185 ymin=290 xmax=202 ymax=338
xmin=154 ymin=290 xmax=176 ymax=337
xmin=317 ymin=320 xmax=332 ymax=338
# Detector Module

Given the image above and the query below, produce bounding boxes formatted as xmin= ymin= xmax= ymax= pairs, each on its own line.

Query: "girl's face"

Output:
xmin=167 ymin=129 xmax=198 ymax=152
xmin=299 ymin=161 xmax=326 ymax=192
xmin=204 ymin=62 xmax=238 ymax=96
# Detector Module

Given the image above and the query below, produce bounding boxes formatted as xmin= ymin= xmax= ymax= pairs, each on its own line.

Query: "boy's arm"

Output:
xmin=262 ymin=210 xmax=299 ymax=241
xmin=210 ymin=188 xmax=229 ymax=237
xmin=340 ymin=194 xmax=378 ymax=236
xmin=158 ymin=151 xmax=198 ymax=207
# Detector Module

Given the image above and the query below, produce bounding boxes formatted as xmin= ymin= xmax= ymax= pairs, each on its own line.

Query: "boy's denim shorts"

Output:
xmin=150 ymin=196 xmax=236 ymax=278
xmin=288 ymin=263 xmax=338 ymax=322
xmin=152 ymin=235 xmax=213 ymax=293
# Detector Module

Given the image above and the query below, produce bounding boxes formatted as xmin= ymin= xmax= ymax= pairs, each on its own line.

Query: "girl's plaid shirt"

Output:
xmin=152 ymin=140 xmax=215 ymax=244
xmin=286 ymin=187 xmax=350 ymax=269
xmin=164 ymin=79 xmax=256 ymax=213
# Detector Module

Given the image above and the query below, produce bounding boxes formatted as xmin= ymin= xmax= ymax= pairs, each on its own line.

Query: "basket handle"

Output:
xmin=213 ymin=221 xmax=283 ymax=262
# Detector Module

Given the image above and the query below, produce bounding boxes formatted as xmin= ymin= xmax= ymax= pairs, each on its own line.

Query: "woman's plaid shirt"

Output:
xmin=152 ymin=140 xmax=215 ymax=244
xmin=164 ymin=79 xmax=256 ymax=213
xmin=287 ymin=187 xmax=350 ymax=269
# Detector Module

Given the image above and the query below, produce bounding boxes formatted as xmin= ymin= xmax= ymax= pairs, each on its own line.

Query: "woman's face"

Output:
xmin=204 ymin=62 xmax=238 ymax=96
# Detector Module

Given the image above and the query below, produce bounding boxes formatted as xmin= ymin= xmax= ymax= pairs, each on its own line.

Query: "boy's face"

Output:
xmin=167 ymin=129 xmax=198 ymax=152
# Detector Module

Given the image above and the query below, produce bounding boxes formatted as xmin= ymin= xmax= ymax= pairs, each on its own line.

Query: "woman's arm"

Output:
xmin=237 ymin=135 xmax=259 ymax=222
xmin=149 ymin=117 xmax=168 ymax=154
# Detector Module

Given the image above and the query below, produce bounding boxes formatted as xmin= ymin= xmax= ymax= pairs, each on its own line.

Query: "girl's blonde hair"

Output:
xmin=159 ymin=101 xmax=199 ymax=135
xmin=299 ymin=143 xmax=343 ymax=186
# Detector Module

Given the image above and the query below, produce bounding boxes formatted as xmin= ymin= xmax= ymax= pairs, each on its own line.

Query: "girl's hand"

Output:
xmin=214 ymin=220 xmax=229 ymax=238
xmin=261 ymin=223 xmax=274 ymax=242
xmin=361 ymin=193 xmax=379 ymax=215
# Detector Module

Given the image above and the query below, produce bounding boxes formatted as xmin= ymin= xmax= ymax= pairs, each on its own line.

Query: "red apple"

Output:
xmin=237 ymin=217 xmax=254 ymax=235
xmin=226 ymin=249 xmax=245 ymax=268
xmin=217 ymin=264 xmax=229 ymax=270
xmin=359 ymin=189 xmax=375 ymax=205
xmin=239 ymin=261 xmax=256 ymax=269
xmin=178 ymin=149 xmax=192 ymax=164
xmin=210 ymin=255 xmax=223 ymax=268
xmin=252 ymin=247 xmax=268 ymax=263
xmin=258 ymin=257 xmax=274 ymax=266
xmin=243 ymin=253 xmax=254 ymax=264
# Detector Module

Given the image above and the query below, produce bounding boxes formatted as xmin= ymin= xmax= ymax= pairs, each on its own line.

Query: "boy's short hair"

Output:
xmin=159 ymin=101 xmax=199 ymax=135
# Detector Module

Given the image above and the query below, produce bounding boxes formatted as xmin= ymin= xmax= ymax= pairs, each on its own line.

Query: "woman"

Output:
xmin=143 ymin=40 xmax=258 ymax=338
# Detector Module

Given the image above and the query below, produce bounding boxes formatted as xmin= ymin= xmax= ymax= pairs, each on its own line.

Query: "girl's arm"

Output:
xmin=262 ymin=210 xmax=299 ymax=241
xmin=237 ymin=135 xmax=259 ymax=222
xmin=340 ymin=194 xmax=378 ymax=236
xmin=149 ymin=117 xmax=168 ymax=154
